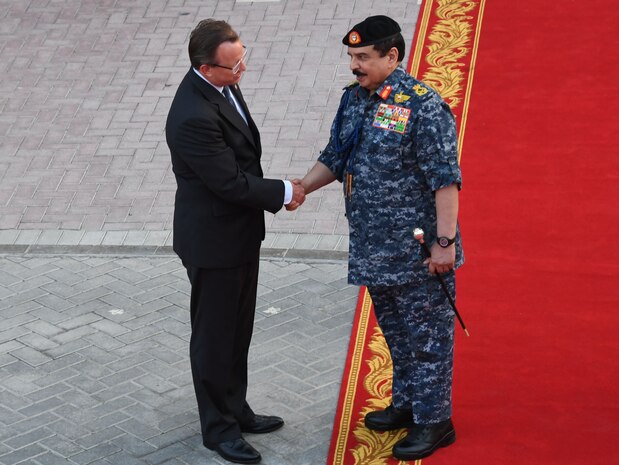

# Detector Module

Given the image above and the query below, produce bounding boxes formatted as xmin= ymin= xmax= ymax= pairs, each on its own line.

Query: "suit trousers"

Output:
xmin=184 ymin=255 xmax=260 ymax=446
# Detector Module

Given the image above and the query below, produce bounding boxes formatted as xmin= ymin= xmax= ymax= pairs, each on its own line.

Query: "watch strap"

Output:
xmin=437 ymin=236 xmax=456 ymax=248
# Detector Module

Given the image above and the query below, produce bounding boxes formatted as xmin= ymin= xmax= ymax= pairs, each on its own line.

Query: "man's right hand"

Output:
xmin=286 ymin=181 xmax=305 ymax=211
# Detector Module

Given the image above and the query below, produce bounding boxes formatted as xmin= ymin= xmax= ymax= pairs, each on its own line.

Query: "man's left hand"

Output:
xmin=424 ymin=242 xmax=456 ymax=275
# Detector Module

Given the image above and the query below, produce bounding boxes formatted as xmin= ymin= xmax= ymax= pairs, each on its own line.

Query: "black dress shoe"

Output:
xmin=240 ymin=414 xmax=284 ymax=434
xmin=392 ymin=419 xmax=456 ymax=460
xmin=364 ymin=404 xmax=415 ymax=431
xmin=206 ymin=438 xmax=261 ymax=464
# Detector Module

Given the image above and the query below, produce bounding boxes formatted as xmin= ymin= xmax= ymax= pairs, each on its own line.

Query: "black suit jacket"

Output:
xmin=166 ymin=69 xmax=284 ymax=268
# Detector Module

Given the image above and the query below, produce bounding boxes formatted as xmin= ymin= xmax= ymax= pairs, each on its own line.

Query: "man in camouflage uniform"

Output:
xmin=295 ymin=15 xmax=463 ymax=461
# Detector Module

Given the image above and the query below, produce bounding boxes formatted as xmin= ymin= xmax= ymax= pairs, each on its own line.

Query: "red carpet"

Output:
xmin=328 ymin=0 xmax=619 ymax=464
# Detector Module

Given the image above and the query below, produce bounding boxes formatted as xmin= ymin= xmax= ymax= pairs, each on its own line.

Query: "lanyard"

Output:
xmin=333 ymin=88 xmax=363 ymax=182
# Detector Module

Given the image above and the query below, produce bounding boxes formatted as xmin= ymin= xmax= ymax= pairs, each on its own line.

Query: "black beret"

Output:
xmin=342 ymin=15 xmax=402 ymax=47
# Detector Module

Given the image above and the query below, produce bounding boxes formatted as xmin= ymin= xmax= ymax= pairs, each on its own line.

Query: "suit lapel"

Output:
xmin=229 ymin=84 xmax=261 ymax=149
xmin=189 ymin=71 xmax=259 ymax=151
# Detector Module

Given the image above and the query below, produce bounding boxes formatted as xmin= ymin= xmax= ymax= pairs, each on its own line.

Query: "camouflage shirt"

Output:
xmin=318 ymin=67 xmax=464 ymax=286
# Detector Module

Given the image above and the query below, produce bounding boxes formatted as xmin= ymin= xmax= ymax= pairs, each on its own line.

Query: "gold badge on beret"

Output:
xmin=348 ymin=31 xmax=361 ymax=45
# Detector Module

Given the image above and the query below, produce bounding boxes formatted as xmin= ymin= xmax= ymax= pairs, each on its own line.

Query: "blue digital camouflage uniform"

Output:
xmin=318 ymin=67 xmax=463 ymax=424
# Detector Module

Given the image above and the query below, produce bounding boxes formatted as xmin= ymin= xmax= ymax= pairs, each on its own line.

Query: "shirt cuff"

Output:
xmin=283 ymin=180 xmax=293 ymax=205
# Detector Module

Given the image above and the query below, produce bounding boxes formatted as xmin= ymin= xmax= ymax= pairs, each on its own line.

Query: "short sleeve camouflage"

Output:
xmin=319 ymin=67 xmax=464 ymax=286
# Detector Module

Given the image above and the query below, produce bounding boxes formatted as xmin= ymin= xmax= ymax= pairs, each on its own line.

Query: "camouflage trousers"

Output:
xmin=368 ymin=271 xmax=455 ymax=424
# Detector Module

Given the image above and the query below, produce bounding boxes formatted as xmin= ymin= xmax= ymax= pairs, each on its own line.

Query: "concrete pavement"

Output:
xmin=0 ymin=1 xmax=421 ymax=463
xmin=0 ymin=251 xmax=355 ymax=465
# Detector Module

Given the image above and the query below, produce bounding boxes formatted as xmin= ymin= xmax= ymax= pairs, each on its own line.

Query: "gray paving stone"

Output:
xmin=0 ymin=0 xmax=418 ymax=242
xmin=68 ymin=443 xmax=122 ymax=465
xmin=10 ymin=346 xmax=53 ymax=367
xmin=0 ymin=230 xmax=20 ymax=244
xmin=4 ymin=426 xmax=56 ymax=450
xmin=108 ymin=434 xmax=158 ymax=457
xmin=0 ymin=444 xmax=46 ymax=465
xmin=32 ymin=451 xmax=73 ymax=465
xmin=0 ymin=1 xmax=425 ymax=463
xmin=0 ymin=251 xmax=355 ymax=463
xmin=103 ymin=450 xmax=149 ymax=465
xmin=84 ymin=332 xmax=127 ymax=351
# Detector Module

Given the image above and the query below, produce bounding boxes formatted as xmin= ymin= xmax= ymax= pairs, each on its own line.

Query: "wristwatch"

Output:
xmin=437 ymin=236 xmax=456 ymax=248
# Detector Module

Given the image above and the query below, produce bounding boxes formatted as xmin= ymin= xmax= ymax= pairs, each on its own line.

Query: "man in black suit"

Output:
xmin=166 ymin=19 xmax=305 ymax=464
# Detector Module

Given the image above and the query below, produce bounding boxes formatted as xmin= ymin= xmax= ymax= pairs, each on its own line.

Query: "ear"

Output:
xmin=388 ymin=46 xmax=399 ymax=63
xmin=198 ymin=64 xmax=211 ymax=78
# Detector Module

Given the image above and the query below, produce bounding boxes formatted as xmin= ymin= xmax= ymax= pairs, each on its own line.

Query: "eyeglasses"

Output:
xmin=209 ymin=46 xmax=247 ymax=74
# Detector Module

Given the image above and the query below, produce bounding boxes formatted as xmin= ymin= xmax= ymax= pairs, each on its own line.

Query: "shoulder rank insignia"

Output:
xmin=394 ymin=92 xmax=411 ymax=103
xmin=378 ymin=85 xmax=393 ymax=100
xmin=412 ymin=84 xmax=429 ymax=96
xmin=343 ymin=80 xmax=359 ymax=90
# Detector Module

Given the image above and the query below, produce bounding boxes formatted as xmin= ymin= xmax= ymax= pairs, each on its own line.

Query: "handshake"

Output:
xmin=283 ymin=162 xmax=335 ymax=211
xmin=286 ymin=178 xmax=305 ymax=211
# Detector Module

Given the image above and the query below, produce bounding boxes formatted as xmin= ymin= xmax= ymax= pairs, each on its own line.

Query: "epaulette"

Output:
xmin=412 ymin=83 xmax=430 ymax=97
xmin=342 ymin=80 xmax=359 ymax=90
xmin=394 ymin=83 xmax=432 ymax=103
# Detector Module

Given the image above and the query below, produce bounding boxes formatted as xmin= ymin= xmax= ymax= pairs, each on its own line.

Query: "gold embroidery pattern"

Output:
xmin=422 ymin=0 xmax=478 ymax=109
xmin=351 ymin=326 xmax=408 ymax=465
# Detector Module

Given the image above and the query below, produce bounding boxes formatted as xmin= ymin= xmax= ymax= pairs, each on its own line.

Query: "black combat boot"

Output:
xmin=364 ymin=404 xmax=415 ymax=431
xmin=392 ymin=418 xmax=455 ymax=460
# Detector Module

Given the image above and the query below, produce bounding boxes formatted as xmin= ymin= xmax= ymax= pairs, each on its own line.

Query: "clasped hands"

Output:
xmin=286 ymin=178 xmax=305 ymax=211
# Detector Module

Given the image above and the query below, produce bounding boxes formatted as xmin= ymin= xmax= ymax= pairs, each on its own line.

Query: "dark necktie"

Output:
xmin=223 ymin=86 xmax=247 ymax=125
xmin=223 ymin=86 xmax=236 ymax=107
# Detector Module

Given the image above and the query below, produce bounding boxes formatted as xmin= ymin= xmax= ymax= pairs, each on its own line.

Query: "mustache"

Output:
xmin=352 ymin=70 xmax=367 ymax=77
